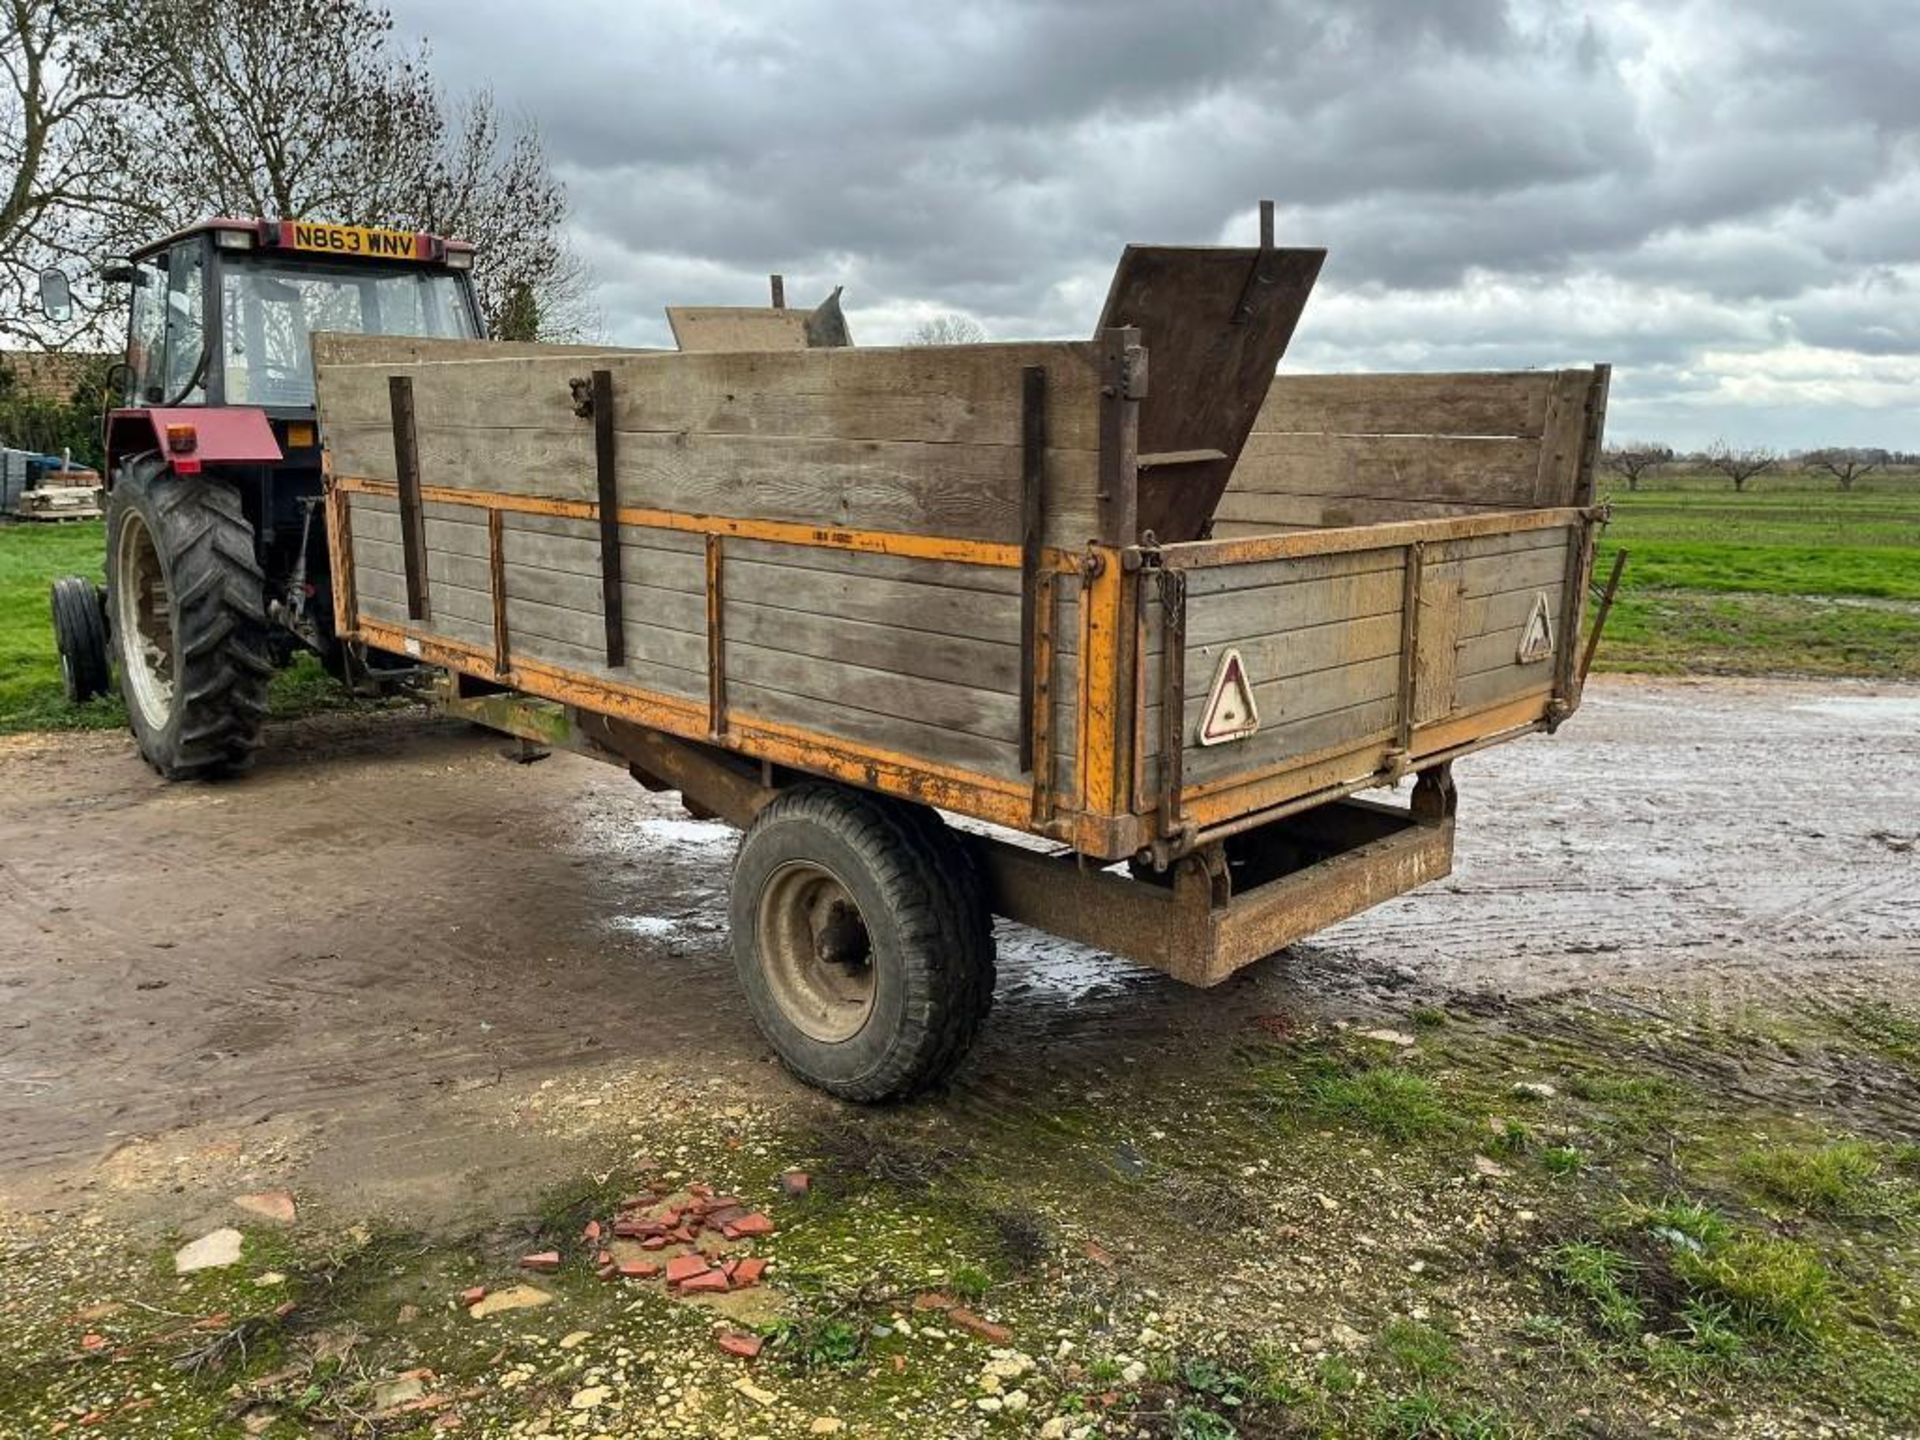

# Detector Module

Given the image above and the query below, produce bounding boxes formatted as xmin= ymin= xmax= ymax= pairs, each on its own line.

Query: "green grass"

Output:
xmin=1591 ymin=473 xmax=1920 ymax=678
xmin=0 ymin=519 xmax=356 ymax=735
xmin=1738 ymin=1140 xmax=1895 ymax=1218
xmin=1309 ymin=1067 xmax=1459 ymax=1142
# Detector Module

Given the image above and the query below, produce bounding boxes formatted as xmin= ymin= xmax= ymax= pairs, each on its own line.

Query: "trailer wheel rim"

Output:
xmin=113 ymin=510 xmax=175 ymax=731
xmin=757 ymin=860 xmax=876 ymax=1043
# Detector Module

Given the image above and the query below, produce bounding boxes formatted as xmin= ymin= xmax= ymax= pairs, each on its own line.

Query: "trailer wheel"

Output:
xmin=730 ymin=785 xmax=995 ymax=1101
xmin=50 ymin=575 xmax=111 ymax=703
xmin=106 ymin=457 xmax=272 ymax=778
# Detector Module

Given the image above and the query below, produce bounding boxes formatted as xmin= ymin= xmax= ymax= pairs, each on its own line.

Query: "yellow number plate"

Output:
xmin=281 ymin=221 xmax=424 ymax=261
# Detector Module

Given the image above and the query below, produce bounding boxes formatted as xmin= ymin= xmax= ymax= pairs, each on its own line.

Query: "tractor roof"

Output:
xmin=132 ymin=218 xmax=475 ymax=266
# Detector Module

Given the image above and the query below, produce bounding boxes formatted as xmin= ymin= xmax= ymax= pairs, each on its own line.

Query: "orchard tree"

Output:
xmin=907 ymin=314 xmax=988 ymax=345
xmin=103 ymin=0 xmax=593 ymax=339
xmin=1804 ymin=447 xmax=1882 ymax=492
xmin=1704 ymin=441 xmax=1776 ymax=493
xmin=1601 ymin=442 xmax=1671 ymax=492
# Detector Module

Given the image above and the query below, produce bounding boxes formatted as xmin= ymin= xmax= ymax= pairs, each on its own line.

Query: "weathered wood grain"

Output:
xmin=728 ymin=680 xmax=1020 ymax=780
xmin=1251 ymin=371 xmax=1560 ymax=438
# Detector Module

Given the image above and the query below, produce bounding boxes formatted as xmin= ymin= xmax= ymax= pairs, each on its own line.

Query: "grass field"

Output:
xmin=1592 ymin=470 xmax=1920 ymax=679
xmin=2 ymin=472 xmax=1915 ymax=735
xmin=0 ymin=519 xmax=346 ymax=736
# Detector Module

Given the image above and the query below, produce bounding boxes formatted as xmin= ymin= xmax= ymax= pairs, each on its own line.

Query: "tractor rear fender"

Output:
xmin=105 ymin=407 xmax=282 ymax=482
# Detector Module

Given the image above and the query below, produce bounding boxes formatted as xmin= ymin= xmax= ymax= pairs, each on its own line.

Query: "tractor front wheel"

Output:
xmin=106 ymin=458 xmax=272 ymax=778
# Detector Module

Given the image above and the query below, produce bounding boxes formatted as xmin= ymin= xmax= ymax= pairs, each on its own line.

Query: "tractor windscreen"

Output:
xmin=221 ymin=257 xmax=478 ymax=407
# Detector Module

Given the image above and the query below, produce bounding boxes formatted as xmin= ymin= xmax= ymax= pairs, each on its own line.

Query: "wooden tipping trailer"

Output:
xmin=313 ymin=233 xmax=1612 ymax=1101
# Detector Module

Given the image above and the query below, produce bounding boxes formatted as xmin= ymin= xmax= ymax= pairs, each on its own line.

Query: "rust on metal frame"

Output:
xmin=329 ymin=473 xmax=1076 ymax=573
xmin=1550 ymin=519 xmax=1599 ymax=723
xmin=487 ymin=507 xmax=510 ymax=676
xmin=323 ymin=467 xmax=356 ymax=643
xmin=386 ymin=375 xmax=430 ymax=621
xmin=350 ymin=617 xmax=1041 ymax=834
xmin=1580 ymin=548 xmax=1629 ymax=683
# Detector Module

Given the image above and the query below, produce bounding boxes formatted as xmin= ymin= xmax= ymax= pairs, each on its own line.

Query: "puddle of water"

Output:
xmin=1794 ymin=697 xmax=1920 ymax=723
xmin=633 ymin=817 xmax=737 ymax=847
xmin=610 ymin=915 xmax=681 ymax=938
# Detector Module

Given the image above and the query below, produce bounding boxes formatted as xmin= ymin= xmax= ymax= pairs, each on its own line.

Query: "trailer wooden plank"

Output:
xmin=728 ymin=680 xmax=1021 ymax=781
xmin=725 ymin=600 xmax=1020 ymax=695
xmin=726 ymin=639 xmax=1021 ymax=745
xmin=725 ymin=555 xmax=1020 ymax=647
xmin=1229 ymin=432 xmax=1542 ymax=507
xmin=1178 ymin=695 xmax=1401 ymax=789
xmin=1211 ymin=492 xmax=1507 ymax=530
xmin=1251 ymin=371 xmax=1558 ymax=439
xmin=1185 ymin=568 xmax=1407 ymax=651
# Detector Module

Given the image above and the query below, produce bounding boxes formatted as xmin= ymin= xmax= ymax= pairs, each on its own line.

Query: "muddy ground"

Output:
xmin=2 ymin=675 xmax=1917 ymax=1438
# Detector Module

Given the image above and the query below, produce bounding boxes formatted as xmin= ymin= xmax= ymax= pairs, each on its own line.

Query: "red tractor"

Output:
xmin=44 ymin=219 xmax=484 ymax=777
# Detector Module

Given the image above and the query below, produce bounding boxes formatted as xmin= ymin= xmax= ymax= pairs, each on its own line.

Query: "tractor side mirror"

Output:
xmin=38 ymin=267 xmax=72 ymax=323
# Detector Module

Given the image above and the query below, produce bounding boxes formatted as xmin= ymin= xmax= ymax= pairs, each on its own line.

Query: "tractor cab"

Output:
xmin=51 ymin=218 xmax=485 ymax=779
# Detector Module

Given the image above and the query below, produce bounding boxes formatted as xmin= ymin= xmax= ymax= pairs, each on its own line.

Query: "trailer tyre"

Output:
xmin=730 ymin=785 xmax=995 ymax=1102
xmin=50 ymin=575 xmax=111 ymax=703
xmin=106 ymin=457 xmax=272 ymax=778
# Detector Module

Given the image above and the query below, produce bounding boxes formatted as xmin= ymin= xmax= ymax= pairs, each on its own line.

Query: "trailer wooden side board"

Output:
xmin=310 ymin=239 xmax=1615 ymax=1100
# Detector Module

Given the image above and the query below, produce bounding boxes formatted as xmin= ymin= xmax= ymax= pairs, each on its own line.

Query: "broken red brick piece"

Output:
xmin=582 ymin=1220 xmax=602 ymax=1243
xmin=912 ymin=1291 xmax=957 ymax=1312
xmin=709 ymin=1194 xmax=741 ymax=1209
xmin=518 ymin=1251 xmax=561 ymax=1274
xmin=597 ymin=1263 xmax=618 ymax=1281
xmin=779 ymin=1170 xmax=810 ymax=1197
xmin=670 ymin=1225 xmax=696 ymax=1243
xmin=681 ymin=1269 xmax=731 ymax=1294
xmin=80 ymin=1333 xmax=106 ymax=1351
xmin=664 ymin=1254 xmax=711 ymax=1286
xmin=727 ymin=1212 xmax=775 ymax=1238
xmin=641 ymin=1235 xmax=669 ymax=1251
xmin=596 ymin=1249 xmax=613 ymax=1266
xmin=612 ymin=1220 xmax=647 ymax=1239
xmin=688 ymin=1183 xmax=714 ymax=1199
xmin=716 ymin=1330 xmax=764 ymax=1358
xmin=616 ymin=1260 xmax=661 ymax=1280
xmin=1083 ymin=1239 xmax=1116 ymax=1269
xmin=732 ymin=1256 xmax=768 ymax=1288
xmin=707 ymin=1205 xmax=747 ymax=1228
xmin=459 ymin=1287 xmax=488 ymax=1306
xmin=948 ymin=1307 xmax=1013 ymax=1344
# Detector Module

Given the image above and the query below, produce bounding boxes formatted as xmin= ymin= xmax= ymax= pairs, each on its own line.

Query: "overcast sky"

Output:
xmin=391 ymin=0 xmax=1918 ymax=450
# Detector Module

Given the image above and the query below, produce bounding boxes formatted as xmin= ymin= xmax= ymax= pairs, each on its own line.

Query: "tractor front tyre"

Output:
xmin=50 ymin=575 xmax=111 ymax=704
xmin=729 ymin=784 xmax=996 ymax=1102
xmin=106 ymin=458 xmax=272 ymax=778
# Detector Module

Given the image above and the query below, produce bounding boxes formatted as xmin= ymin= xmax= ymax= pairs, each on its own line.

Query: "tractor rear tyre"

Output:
xmin=729 ymin=784 xmax=995 ymax=1101
xmin=50 ymin=575 xmax=111 ymax=703
xmin=106 ymin=458 xmax=272 ymax=778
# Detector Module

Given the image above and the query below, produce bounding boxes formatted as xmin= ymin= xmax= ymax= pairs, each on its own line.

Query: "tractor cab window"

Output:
xmin=161 ymin=245 xmax=207 ymax=403
xmin=220 ymin=258 xmax=478 ymax=407
xmin=125 ymin=244 xmax=208 ymax=405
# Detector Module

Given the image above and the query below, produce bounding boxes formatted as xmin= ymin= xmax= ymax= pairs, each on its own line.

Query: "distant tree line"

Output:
xmin=1603 ymin=442 xmax=1916 ymax=493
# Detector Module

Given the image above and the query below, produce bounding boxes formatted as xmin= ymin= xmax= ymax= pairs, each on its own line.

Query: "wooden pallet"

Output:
xmin=11 ymin=484 xmax=104 ymax=521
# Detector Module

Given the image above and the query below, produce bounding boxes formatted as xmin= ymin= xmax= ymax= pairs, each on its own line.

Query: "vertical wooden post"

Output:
xmin=387 ymin=375 xmax=429 ymax=622
xmin=769 ymin=274 xmax=785 ymax=309
xmin=706 ymin=534 xmax=727 ymax=740
xmin=1017 ymin=364 xmax=1046 ymax=773
xmin=1029 ymin=569 xmax=1056 ymax=825
xmin=1155 ymin=568 xmax=1187 ymax=837
xmin=1258 ymin=197 xmax=1275 ymax=249
xmin=591 ymin=369 xmax=625 ymax=667
xmin=1394 ymin=541 xmax=1426 ymax=757
xmin=1096 ymin=325 xmax=1141 ymax=547
xmin=323 ymin=460 xmax=357 ymax=643
xmin=488 ymin=506 xmax=509 ymax=677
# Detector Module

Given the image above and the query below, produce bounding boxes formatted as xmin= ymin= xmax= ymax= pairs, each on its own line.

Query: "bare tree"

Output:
xmin=0 ymin=0 xmax=147 ymax=343
xmin=1804 ymin=447 xmax=1882 ymax=492
xmin=906 ymin=314 xmax=988 ymax=346
xmin=1601 ymin=442 xmax=1672 ymax=493
xmin=1704 ymin=441 xmax=1776 ymax=493
xmin=103 ymin=0 xmax=592 ymax=339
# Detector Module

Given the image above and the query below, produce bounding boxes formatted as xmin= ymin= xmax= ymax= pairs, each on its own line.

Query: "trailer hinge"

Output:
xmin=1101 ymin=344 xmax=1148 ymax=401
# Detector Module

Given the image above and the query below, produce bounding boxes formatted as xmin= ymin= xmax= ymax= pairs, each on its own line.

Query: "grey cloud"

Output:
xmin=391 ymin=0 xmax=1920 ymax=447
